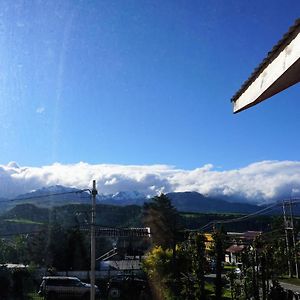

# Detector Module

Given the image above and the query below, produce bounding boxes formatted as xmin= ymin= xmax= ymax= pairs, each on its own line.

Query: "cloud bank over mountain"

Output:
xmin=1 ymin=160 xmax=300 ymax=203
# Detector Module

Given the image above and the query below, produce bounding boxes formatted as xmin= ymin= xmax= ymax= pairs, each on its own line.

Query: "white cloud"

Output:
xmin=36 ymin=107 xmax=45 ymax=114
xmin=1 ymin=160 xmax=300 ymax=204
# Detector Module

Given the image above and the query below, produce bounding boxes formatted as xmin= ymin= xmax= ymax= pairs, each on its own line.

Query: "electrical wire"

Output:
xmin=198 ymin=200 xmax=293 ymax=231
xmin=0 ymin=190 xmax=90 ymax=203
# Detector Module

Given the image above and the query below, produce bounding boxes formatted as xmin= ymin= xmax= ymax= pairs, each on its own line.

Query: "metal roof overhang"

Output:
xmin=232 ymin=20 xmax=300 ymax=113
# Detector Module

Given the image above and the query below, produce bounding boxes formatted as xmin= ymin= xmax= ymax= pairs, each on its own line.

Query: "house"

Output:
xmin=225 ymin=244 xmax=247 ymax=264
xmin=204 ymin=233 xmax=213 ymax=251
xmin=225 ymin=231 xmax=261 ymax=264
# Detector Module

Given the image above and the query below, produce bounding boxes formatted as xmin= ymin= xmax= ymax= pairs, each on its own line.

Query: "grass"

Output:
xmin=224 ymin=265 xmax=236 ymax=271
xmin=26 ymin=292 xmax=43 ymax=300
xmin=4 ymin=218 xmax=44 ymax=225
xmin=223 ymin=289 xmax=232 ymax=299
xmin=205 ymin=282 xmax=231 ymax=299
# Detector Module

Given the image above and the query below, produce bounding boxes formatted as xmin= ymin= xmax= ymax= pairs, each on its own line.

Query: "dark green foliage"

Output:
xmin=42 ymin=222 xmax=90 ymax=270
xmin=2 ymin=199 xmax=300 ymax=300
xmin=2 ymin=203 xmax=49 ymax=223
xmin=143 ymin=195 xmax=185 ymax=299
xmin=65 ymin=227 xmax=89 ymax=270
xmin=182 ymin=233 xmax=207 ymax=299
xmin=213 ymin=229 xmax=227 ymax=300
xmin=227 ymin=269 xmax=240 ymax=300
xmin=0 ymin=266 xmax=40 ymax=298
xmin=46 ymin=222 xmax=68 ymax=269
xmin=143 ymin=245 xmax=191 ymax=300
xmin=143 ymin=194 xmax=181 ymax=250
xmin=0 ymin=203 xmax=144 ymax=269
xmin=268 ymin=280 xmax=286 ymax=299
xmin=181 ymin=212 xmax=274 ymax=232
xmin=0 ymin=267 xmax=10 ymax=297
xmin=190 ymin=233 xmax=207 ymax=299
xmin=26 ymin=228 xmax=48 ymax=265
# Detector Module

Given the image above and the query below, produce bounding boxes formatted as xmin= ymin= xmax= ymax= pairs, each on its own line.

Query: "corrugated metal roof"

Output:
xmin=242 ymin=231 xmax=261 ymax=240
xmin=231 ymin=18 xmax=300 ymax=103
xmin=106 ymin=260 xmax=142 ymax=270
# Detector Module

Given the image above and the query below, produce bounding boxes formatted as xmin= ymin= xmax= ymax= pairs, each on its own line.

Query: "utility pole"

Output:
xmin=283 ymin=201 xmax=292 ymax=278
xmin=289 ymin=199 xmax=299 ymax=278
xmin=91 ymin=180 xmax=97 ymax=300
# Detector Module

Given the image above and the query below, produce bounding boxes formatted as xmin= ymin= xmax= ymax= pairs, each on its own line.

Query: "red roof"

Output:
xmin=226 ymin=244 xmax=246 ymax=254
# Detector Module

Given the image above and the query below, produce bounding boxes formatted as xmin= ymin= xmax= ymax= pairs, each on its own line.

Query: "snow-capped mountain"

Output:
xmin=111 ymin=191 xmax=146 ymax=200
xmin=15 ymin=185 xmax=81 ymax=198
xmin=99 ymin=191 xmax=147 ymax=206
xmin=7 ymin=185 xmax=147 ymax=208
xmin=0 ymin=185 xmax=268 ymax=214
xmin=11 ymin=185 xmax=91 ymax=207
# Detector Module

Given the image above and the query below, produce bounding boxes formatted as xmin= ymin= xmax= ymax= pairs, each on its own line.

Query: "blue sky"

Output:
xmin=0 ymin=0 xmax=300 ymax=170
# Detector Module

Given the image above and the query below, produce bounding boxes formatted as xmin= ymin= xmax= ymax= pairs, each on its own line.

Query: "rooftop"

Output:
xmin=232 ymin=19 xmax=300 ymax=103
xmin=226 ymin=244 xmax=246 ymax=254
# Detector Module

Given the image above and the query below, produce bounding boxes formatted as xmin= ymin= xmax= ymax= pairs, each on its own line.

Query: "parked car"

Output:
xmin=38 ymin=276 xmax=100 ymax=300
xmin=107 ymin=275 xmax=151 ymax=299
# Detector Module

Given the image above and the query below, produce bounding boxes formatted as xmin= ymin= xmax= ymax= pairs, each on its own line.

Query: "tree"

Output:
xmin=65 ymin=227 xmax=89 ymax=270
xmin=46 ymin=222 xmax=68 ymax=270
xmin=143 ymin=194 xmax=181 ymax=250
xmin=143 ymin=245 xmax=189 ymax=300
xmin=143 ymin=194 xmax=182 ymax=297
xmin=190 ymin=233 xmax=207 ymax=300
xmin=26 ymin=229 xmax=48 ymax=266
xmin=213 ymin=228 xmax=227 ymax=299
xmin=227 ymin=269 xmax=238 ymax=300
xmin=0 ymin=238 xmax=16 ymax=263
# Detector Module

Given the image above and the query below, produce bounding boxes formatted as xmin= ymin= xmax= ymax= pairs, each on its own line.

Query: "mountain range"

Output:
xmin=0 ymin=185 xmax=264 ymax=214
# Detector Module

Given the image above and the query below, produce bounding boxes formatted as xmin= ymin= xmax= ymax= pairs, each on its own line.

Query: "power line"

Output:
xmin=198 ymin=198 xmax=300 ymax=232
xmin=0 ymin=190 xmax=90 ymax=203
xmin=215 ymin=204 xmax=279 ymax=225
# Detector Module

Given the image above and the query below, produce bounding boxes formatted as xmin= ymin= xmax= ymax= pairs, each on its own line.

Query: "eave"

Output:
xmin=232 ymin=19 xmax=300 ymax=113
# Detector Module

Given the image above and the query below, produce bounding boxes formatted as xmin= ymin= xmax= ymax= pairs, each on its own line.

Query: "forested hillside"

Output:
xmin=0 ymin=201 xmax=289 ymax=286
xmin=0 ymin=202 xmax=277 ymax=236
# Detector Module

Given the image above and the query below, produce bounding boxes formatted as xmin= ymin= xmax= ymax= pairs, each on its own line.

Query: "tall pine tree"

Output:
xmin=143 ymin=194 xmax=181 ymax=250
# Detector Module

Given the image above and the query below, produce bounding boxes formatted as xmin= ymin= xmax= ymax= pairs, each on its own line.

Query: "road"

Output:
xmin=279 ymin=281 xmax=300 ymax=294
